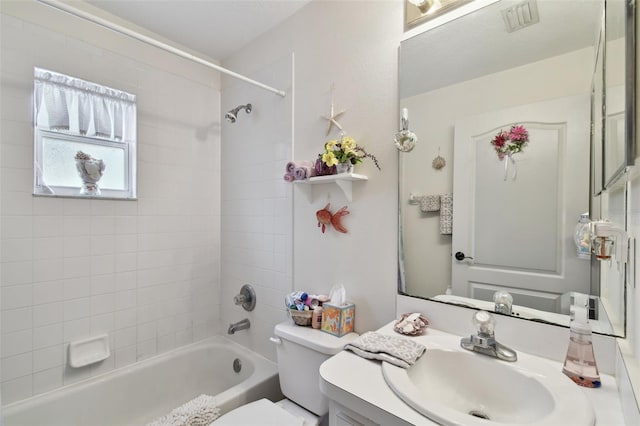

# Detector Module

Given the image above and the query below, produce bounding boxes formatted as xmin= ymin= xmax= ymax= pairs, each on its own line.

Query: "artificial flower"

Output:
xmin=319 ymin=133 xmax=381 ymax=170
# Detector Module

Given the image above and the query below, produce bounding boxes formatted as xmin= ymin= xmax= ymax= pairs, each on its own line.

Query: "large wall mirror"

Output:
xmin=398 ymin=0 xmax=634 ymax=337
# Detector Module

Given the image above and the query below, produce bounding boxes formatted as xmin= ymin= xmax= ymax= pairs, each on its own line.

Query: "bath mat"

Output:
xmin=146 ymin=394 xmax=220 ymax=426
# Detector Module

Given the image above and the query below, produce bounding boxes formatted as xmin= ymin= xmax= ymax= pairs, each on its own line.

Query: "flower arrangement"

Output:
xmin=490 ymin=125 xmax=529 ymax=160
xmin=320 ymin=134 xmax=381 ymax=170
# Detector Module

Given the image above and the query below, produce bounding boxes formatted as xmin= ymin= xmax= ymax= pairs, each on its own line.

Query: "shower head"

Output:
xmin=225 ymin=103 xmax=252 ymax=123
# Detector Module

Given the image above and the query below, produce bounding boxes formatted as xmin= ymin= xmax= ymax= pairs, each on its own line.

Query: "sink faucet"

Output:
xmin=228 ymin=318 xmax=250 ymax=335
xmin=460 ymin=310 xmax=517 ymax=362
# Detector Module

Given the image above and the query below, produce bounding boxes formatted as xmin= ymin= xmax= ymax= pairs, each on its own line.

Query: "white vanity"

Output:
xmin=320 ymin=320 xmax=625 ymax=426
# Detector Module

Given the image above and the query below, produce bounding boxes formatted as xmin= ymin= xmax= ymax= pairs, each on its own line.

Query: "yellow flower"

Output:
xmin=343 ymin=146 xmax=356 ymax=157
xmin=322 ymin=151 xmax=338 ymax=167
xmin=325 ymin=140 xmax=338 ymax=152
xmin=341 ymin=136 xmax=356 ymax=150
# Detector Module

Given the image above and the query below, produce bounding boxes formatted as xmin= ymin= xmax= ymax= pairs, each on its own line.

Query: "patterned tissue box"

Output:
xmin=321 ymin=303 xmax=355 ymax=337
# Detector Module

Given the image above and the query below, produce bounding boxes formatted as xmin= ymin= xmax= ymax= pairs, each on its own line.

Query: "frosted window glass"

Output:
xmin=42 ymin=137 xmax=126 ymax=190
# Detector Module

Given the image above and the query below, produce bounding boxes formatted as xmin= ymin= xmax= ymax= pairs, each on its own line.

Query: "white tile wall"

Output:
xmin=0 ymin=5 xmax=221 ymax=405
xmin=220 ymin=55 xmax=294 ymax=362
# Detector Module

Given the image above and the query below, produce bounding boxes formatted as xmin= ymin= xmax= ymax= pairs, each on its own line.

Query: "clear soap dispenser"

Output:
xmin=562 ymin=302 xmax=601 ymax=388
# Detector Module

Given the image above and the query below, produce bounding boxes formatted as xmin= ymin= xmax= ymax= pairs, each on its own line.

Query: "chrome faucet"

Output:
xmin=460 ymin=310 xmax=517 ymax=362
xmin=227 ymin=318 xmax=250 ymax=335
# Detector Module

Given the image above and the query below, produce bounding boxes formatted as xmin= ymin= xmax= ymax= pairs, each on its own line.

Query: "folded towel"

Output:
xmin=294 ymin=166 xmax=312 ymax=180
xmin=440 ymin=193 xmax=453 ymax=235
xmin=283 ymin=173 xmax=295 ymax=182
xmin=285 ymin=161 xmax=297 ymax=174
xmin=420 ymin=195 xmax=441 ymax=212
xmin=286 ymin=160 xmax=314 ymax=174
xmin=146 ymin=394 xmax=220 ymax=426
xmin=344 ymin=332 xmax=426 ymax=369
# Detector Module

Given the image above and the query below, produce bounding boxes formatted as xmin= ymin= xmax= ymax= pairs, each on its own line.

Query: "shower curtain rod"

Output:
xmin=36 ymin=0 xmax=287 ymax=98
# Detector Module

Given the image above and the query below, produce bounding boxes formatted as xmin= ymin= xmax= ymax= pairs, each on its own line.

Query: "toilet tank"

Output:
xmin=274 ymin=321 xmax=358 ymax=416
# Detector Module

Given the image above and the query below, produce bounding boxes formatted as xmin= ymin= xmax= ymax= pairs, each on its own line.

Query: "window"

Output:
xmin=33 ymin=68 xmax=137 ymax=198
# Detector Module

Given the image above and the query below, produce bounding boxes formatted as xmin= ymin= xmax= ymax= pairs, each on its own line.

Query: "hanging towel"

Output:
xmin=344 ymin=332 xmax=426 ymax=369
xmin=439 ymin=193 xmax=453 ymax=235
xmin=146 ymin=394 xmax=221 ymax=426
xmin=420 ymin=195 xmax=441 ymax=212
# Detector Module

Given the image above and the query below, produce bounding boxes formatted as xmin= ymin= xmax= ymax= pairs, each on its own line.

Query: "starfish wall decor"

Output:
xmin=321 ymin=84 xmax=346 ymax=136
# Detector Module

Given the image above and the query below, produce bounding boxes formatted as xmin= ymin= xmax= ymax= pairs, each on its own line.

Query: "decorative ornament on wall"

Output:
xmin=321 ymin=84 xmax=346 ymax=136
xmin=316 ymin=203 xmax=350 ymax=234
xmin=490 ymin=124 xmax=529 ymax=181
xmin=432 ymin=147 xmax=446 ymax=170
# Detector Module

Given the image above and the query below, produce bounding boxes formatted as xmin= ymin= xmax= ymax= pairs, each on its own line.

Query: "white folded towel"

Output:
xmin=344 ymin=332 xmax=426 ymax=369
xmin=146 ymin=394 xmax=221 ymax=426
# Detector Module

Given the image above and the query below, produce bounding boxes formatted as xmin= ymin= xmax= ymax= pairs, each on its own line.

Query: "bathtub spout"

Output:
xmin=228 ymin=318 xmax=250 ymax=335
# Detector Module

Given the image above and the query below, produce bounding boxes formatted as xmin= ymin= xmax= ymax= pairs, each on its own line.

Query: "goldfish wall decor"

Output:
xmin=316 ymin=203 xmax=349 ymax=233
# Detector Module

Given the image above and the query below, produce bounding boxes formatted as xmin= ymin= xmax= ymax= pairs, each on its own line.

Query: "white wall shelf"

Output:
xmin=294 ymin=173 xmax=368 ymax=202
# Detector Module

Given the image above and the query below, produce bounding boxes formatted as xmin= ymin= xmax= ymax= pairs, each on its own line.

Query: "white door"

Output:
xmin=451 ymin=94 xmax=591 ymax=311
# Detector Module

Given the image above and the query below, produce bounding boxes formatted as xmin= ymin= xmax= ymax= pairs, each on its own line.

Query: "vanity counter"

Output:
xmin=319 ymin=322 xmax=625 ymax=426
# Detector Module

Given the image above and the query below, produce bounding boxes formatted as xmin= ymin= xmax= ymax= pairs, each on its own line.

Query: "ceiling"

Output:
xmin=84 ymin=0 xmax=312 ymax=61
xmin=400 ymin=0 xmax=603 ymax=99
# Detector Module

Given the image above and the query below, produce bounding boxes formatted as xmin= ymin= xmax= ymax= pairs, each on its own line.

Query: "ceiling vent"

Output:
xmin=501 ymin=0 xmax=540 ymax=33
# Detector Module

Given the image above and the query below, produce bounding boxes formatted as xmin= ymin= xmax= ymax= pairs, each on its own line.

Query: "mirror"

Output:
xmin=398 ymin=0 xmax=630 ymax=337
xmin=603 ymin=0 xmax=635 ymax=188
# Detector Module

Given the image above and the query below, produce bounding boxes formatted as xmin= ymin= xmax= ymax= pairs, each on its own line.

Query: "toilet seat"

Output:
xmin=211 ymin=398 xmax=305 ymax=426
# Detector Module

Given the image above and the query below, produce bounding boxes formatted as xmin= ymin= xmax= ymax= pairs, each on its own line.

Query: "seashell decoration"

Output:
xmin=432 ymin=147 xmax=446 ymax=170
xmin=75 ymin=151 xmax=105 ymax=196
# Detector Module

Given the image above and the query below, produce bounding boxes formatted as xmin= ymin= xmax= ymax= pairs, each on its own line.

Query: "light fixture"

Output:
xmin=408 ymin=0 xmax=435 ymax=14
xmin=405 ymin=0 xmax=472 ymax=29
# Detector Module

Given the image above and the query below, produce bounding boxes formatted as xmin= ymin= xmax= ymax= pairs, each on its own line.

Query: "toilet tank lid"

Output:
xmin=275 ymin=322 xmax=359 ymax=355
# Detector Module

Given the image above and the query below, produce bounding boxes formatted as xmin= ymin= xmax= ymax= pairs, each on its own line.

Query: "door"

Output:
xmin=451 ymin=94 xmax=591 ymax=311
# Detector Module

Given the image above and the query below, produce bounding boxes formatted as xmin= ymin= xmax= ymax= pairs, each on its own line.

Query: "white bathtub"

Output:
xmin=2 ymin=336 xmax=282 ymax=426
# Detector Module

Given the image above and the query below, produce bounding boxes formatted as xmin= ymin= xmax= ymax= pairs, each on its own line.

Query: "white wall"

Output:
xmin=0 ymin=2 xmax=221 ymax=404
xmin=222 ymin=0 xmax=403 ymax=353
xmin=223 ymin=0 xmax=640 ymax=419
xmin=220 ymin=54 xmax=294 ymax=361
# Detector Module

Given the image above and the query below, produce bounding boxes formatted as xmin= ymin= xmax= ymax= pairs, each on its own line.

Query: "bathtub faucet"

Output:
xmin=228 ymin=318 xmax=250 ymax=335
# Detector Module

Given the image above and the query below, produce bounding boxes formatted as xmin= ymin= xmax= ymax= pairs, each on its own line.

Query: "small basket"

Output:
xmin=289 ymin=309 xmax=313 ymax=326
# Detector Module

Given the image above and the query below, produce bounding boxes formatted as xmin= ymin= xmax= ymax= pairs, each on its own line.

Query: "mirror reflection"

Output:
xmin=398 ymin=0 xmax=625 ymax=337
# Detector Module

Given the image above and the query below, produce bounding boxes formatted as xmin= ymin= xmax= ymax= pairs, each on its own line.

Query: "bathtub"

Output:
xmin=2 ymin=336 xmax=282 ymax=426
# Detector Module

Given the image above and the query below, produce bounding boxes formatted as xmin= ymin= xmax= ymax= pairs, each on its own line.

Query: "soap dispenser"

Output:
xmin=562 ymin=298 xmax=601 ymax=388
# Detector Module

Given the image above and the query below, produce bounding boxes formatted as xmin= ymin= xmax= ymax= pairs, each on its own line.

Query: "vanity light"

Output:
xmin=408 ymin=0 xmax=435 ymax=14
xmin=405 ymin=0 xmax=472 ymax=29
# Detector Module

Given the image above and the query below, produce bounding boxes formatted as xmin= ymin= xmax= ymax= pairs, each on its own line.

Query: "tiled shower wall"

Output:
xmin=220 ymin=55 xmax=293 ymax=362
xmin=0 ymin=3 xmax=221 ymax=404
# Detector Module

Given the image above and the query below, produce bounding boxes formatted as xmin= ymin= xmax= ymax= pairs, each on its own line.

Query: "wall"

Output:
xmin=220 ymin=54 xmax=294 ymax=361
xmin=401 ymin=47 xmax=594 ymax=297
xmin=223 ymin=0 xmax=640 ymax=419
xmin=221 ymin=0 xmax=403 ymax=355
xmin=0 ymin=2 xmax=220 ymax=404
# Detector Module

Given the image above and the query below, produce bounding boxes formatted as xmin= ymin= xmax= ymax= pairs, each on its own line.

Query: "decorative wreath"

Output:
xmin=490 ymin=125 xmax=529 ymax=160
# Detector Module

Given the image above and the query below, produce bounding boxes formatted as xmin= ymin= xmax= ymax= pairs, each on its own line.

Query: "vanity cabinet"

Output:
xmin=329 ymin=401 xmax=380 ymax=426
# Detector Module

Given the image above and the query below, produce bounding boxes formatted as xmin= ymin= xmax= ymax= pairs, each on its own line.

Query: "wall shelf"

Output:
xmin=294 ymin=173 xmax=368 ymax=202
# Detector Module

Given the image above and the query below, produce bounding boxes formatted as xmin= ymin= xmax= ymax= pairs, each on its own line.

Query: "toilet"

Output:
xmin=212 ymin=321 xmax=359 ymax=425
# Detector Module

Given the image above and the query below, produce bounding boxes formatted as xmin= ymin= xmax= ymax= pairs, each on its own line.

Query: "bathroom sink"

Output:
xmin=382 ymin=339 xmax=594 ymax=426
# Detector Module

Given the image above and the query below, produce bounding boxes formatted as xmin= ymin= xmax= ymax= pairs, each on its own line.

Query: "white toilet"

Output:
xmin=212 ymin=321 xmax=359 ymax=425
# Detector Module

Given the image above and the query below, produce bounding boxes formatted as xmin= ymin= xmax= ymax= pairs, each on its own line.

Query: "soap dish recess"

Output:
xmin=68 ymin=334 xmax=110 ymax=368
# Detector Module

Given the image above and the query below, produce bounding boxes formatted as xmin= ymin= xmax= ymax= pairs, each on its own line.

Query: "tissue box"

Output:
xmin=321 ymin=303 xmax=355 ymax=337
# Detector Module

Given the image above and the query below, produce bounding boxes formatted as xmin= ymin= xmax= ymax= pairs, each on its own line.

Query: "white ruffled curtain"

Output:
xmin=34 ymin=68 xmax=136 ymax=142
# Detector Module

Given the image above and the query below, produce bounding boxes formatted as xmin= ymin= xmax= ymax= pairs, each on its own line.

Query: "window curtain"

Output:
xmin=34 ymin=68 xmax=136 ymax=142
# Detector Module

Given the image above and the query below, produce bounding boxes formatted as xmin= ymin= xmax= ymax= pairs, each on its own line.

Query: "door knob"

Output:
xmin=454 ymin=251 xmax=473 ymax=261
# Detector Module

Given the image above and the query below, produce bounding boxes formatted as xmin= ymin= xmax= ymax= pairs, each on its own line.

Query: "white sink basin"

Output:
xmin=382 ymin=337 xmax=595 ymax=426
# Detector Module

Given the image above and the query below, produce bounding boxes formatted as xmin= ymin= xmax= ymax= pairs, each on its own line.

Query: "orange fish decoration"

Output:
xmin=316 ymin=203 xmax=350 ymax=234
